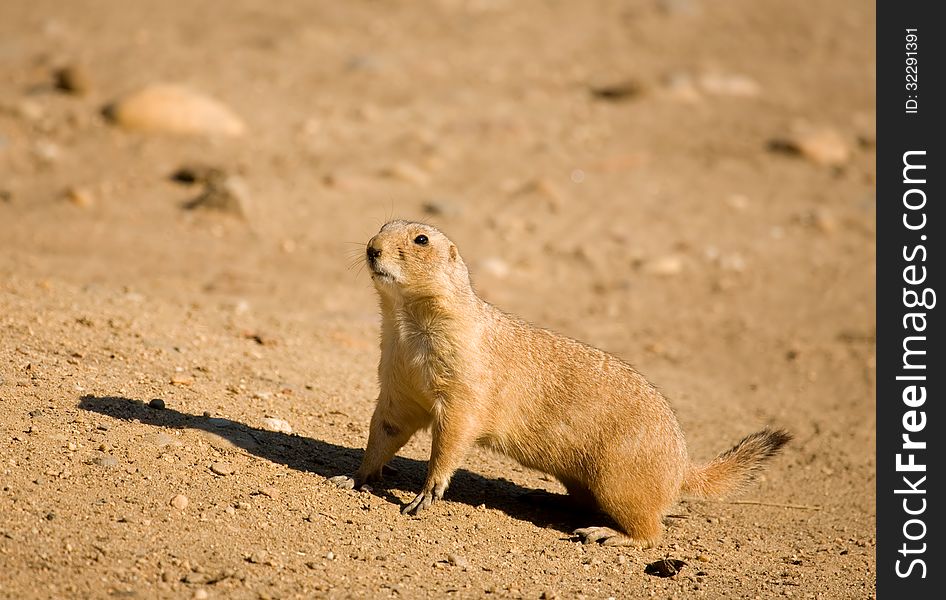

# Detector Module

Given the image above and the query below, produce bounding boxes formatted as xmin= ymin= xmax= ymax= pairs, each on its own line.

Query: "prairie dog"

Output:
xmin=331 ymin=220 xmax=791 ymax=547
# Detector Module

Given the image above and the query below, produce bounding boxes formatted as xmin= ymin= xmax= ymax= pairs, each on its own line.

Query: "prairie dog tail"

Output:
xmin=682 ymin=428 xmax=792 ymax=498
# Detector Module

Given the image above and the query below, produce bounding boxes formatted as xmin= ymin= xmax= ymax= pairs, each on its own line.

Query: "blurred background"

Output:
xmin=0 ymin=0 xmax=875 ymax=597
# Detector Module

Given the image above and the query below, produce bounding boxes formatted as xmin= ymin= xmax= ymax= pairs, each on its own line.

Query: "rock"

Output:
xmin=243 ymin=331 xmax=277 ymax=346
xmin=210 ymin=462 xmax=234 ymax=476
xmin=810 ymin=208 xmax=838 ymax=234
xmin=148 ymin=398 xmax=165 ymax=410
xmin=447 ymin=554 xmax=470 ymax=569
xmin=590 ymin=80 xmax=644 ymax=102
xmin=2 ymin=99 xmax=44 ymax=122
xmin=154 ymin=433 xmax=182 ymax=448
xmin=170 ymin=164 xmax=227 ymax=185
xmin=421 ymin=199 xmax=462 ymax=218
xmin=182 ymin=174 xmax=249 ymax=217
xmin=699 ymin=73 xmax=761 ymax=97
xmin=644 ymin=558 xmax=686 ymax=577
xmin=54 ymin=64 xmax=92 ymax=96
xmin=660 ymin=72 xmax=702 ymax=103
xmin=642 ymin=255 xmax=684 ymax=276
xmin=64 ymin=186 xmax=94 ymax=208
xmin=32 ymin=140 xmax=61 ymax=165
xmin=104 ymin=84 xmax=246 ymax=137
xmin=768 ymin=127 xmax=850 ymax=167
xmin=257 ymin=487 xmax=280 ymax=499
xmin=261 ymin=417 xmax=292 ymax=434
xmin=92 ymin=454 xmax=119 ymax=468
xmin=380 ymin=162 xmax=430 ymax=187
xmin=170 ymin=494 xmax=189 ymax=510
xmin=193 ymin=590 xmax=209 ymax=600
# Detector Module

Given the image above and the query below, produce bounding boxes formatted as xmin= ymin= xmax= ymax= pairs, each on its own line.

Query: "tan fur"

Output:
xmin=332 ymin=220 xmax=791 ymax=547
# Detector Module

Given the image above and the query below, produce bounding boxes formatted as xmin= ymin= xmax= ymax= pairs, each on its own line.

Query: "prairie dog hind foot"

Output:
xmin=573 ymin=526 xmax=654 ymax=549
xmin=327 ymin=474 xmax=373 ymax=493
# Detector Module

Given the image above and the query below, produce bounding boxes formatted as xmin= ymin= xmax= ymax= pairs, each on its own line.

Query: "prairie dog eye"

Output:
xmin=414 ymin=235 xmax=429 ymax=246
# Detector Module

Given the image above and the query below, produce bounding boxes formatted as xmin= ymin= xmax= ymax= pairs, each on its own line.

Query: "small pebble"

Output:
xmin=261 ymin=417 xmax=292 ymax=434
xmin=699 ymin=73 xmax=761 ymax=97
xmin=153 ymin=433 xmax=181 ymax=447
xmin=210 ymin=462 xmax=233 ymax=476
xmin=590 ymin=80 xmax=644 ymax=102
xmin=769 ymin=127 xmax=850 ymax=167
xmin=33 ymin=140 xmax=61 ymax=165
xmin=7 ymin=99 xmax=44 ymax=122
xmin=810 ymin=209 xmax=838 ymax=234
xmin=645 ymin=558 xmax=686 ymax=577
xmin=170 ymin=164 xmax=226 ymax=185
xmin=421 ymin=199 xmax=462 ymax=218
xmin=104 ymin=83 xmax=246 ymax=137
xmin=447 ymin=554 xmax=470 ymax=569
xmin=92 ymin=455 xmax=118 ymax=468
xmin=170 ymin=494 xmax=189 ymax=510
xmin=643 ymin=255 xmax=684 ymax=276
xmin=258 ymin=487 xmax=280 ymax=499
xmin=182 ymin=174 xmax=249 ymax=217
xmin=54 ymin=64 xmax=93 ymax=96
xmin=148 ymin=398 xmax=165 ymax=410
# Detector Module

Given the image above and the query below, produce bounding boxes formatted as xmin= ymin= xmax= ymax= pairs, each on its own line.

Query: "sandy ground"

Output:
xmin=0 ymin=0 xmax=875 ymax=598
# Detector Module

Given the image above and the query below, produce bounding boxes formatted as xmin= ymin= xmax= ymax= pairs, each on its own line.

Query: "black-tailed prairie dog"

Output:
xmin=331 ymin=220 xmax=791 ymax=548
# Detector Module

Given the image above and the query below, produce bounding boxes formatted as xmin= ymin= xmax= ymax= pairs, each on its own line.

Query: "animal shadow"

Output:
xmin=77 ymin=395 xmax=581 ymax=535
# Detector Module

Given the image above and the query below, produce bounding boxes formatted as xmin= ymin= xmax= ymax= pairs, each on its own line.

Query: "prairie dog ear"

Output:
xmin=449 ymin=244 xmax=458 ymax=260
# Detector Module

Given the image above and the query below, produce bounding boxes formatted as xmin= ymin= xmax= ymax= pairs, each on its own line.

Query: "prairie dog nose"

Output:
xmin=366 ymin=246 xmax=381 ymax=260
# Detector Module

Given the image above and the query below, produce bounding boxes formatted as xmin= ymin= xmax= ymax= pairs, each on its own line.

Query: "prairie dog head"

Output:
xmin=365 ymin=220 xmax=471 ymax=300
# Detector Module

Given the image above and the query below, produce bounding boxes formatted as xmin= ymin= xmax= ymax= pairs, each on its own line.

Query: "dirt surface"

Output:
xmin=0 ymin=1 xmax=876 ymax=598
